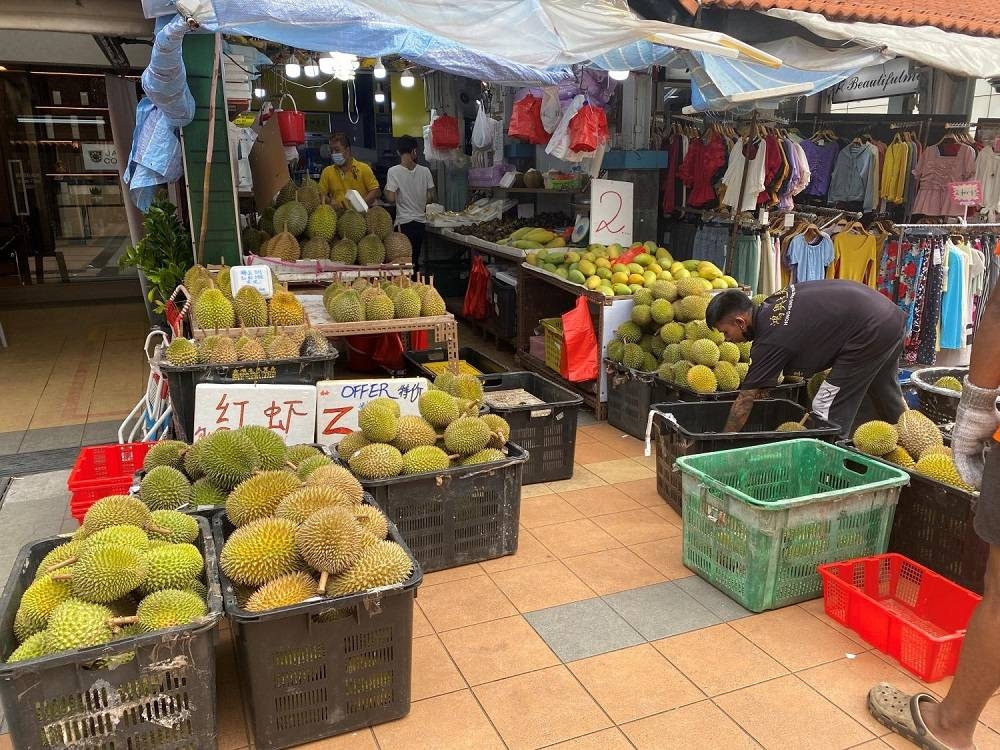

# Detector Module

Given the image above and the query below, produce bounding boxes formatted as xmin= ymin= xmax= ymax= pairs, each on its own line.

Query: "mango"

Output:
xmin=554 ymin=267 xmax=569 ymax=279
xmin=526 ymin=252 xmax=538 ymax=266
xmin=612 ymin=264 xmax=629 ymax=275
xmin=514 ymin=240 xmax=543 ymax=250
xmin=542 ymin=263 xmax=558 ymax=273
xmin=546 ymin=237 xmax=567 ymax=249
xmin=601 ymin=287 xmax=615 ymax=297
xmin=658 ymin=270 xmax=674 ymax=281
xmin=595 ymin=257 xmax=611 ymax=269
xmin=612 ymin=283 xmax=632 ymax=295
xmin=578 ymin=259 xmax=597 ymax=276
xmin=712 ymin=278 xmax=728 ymax=289
xmin=596 ymin=267 xmax=612 ymax=280
xmin=674 ymin=268 xmax=691 ymax=279
xmin=628 ymin=273 xmax=646 ymax=285
xmin=611 ymin=271 xmax=629 ymax=285
xmin=565 ymin=251 xmax=581 ymax=263
xmin=585 ymin=275 xmax=602 ymax=290
xmin=682 ymin=259 xmax=701 ymax=272
xmin=643 ymin=271 xmax=658 ymax=286
xmin=627 ymin=263 xmax=644 ymax=275
xmin=722 ymin=275 xmax=739 ymax=288
xmin=634 ymin=253 xmax=654 ymax=267
xmin=628 ymin=283 xmax=644 ymax=294
xmin=568 ymin=270 xmax=586 ymax=285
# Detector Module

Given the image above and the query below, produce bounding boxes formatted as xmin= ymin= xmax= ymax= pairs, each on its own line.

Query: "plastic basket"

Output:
xmin=605 ymin=361 xmax=678 ymax=439
xmin=0 ymin=516 xmax=223 ymax=749
xmin=910 ymin=366 xmax=968 ymax=424
xmin=479 ymin=372 xmax=583 ymax=484
xmin=676 ymin=439 xmax=910 ymax=612
xmin=212 ymin=512 xmax=421 ymax=750
xmin=654 ymin=400 xmax=842 ymax=517
xmin=67 ymin=442 xmax=154 ymax=522
xmin=489 ymin=272 xmax=518 ymax=339
xmin=837 ymin=440 xmax=986 ymax=594
xmin=161 ymin=352 xmax=338 ymax=443
xmin=818 ymin=554 xmax=980 ymax=682
xmin=540 ymin=318 xmax=563 ymax=373
xmin=671 ymin=378 xmax=806 ymax=403
xmin=404 ymin=346 xmax=506 ymax=379
xmin=339 ymin=445 xmax=528 ymax=573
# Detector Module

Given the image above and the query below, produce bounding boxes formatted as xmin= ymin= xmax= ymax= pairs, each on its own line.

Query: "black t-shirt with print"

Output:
xmin=742 ymin=280 xmax=906 ymax=390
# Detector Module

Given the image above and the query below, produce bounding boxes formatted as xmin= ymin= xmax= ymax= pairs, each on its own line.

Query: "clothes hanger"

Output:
xmin=847 ymin=221 xmax=867 ymax=234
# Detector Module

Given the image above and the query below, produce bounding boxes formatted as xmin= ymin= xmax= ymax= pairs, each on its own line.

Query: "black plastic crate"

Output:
xmin=404 ymin=346 xmax=506 ymax=379
xmin=211 ymin=513 xmax=422 ymax=750
xmin=837 ymin=440 xmax=985 ymax=594
xmin=162 ymin=352 xmax=338 ymax=443
xmin=338 ymin=445 xmax=528 ymax=572
xmin=425 ymin=260 xmax=470 ymax=298
xmin=671 ymin=377 xmax=806 ymax=403
xmin=605 ymin=361 xmax=678 ymax=439
xmin=479 ymin=372 xmax=583 ymax=484
xmin=653 ymin=399 xmax=841 ymax=517
xmin=489 ymin=272 xmax=517 ymax=339
xmin=0 ymin=517 xmax=223 ymax=750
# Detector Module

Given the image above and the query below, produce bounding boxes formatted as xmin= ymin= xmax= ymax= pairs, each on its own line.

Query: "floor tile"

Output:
xmin=373 ymin=690 xmax=505 ymax=750
xmin=479 ymin=527 xmax=556 ymax=573
xmin=630 ymin=453 xmax=657 ymax=471
xmin=622 ymin=700 xmax=762 ymax=750
xmin=579 ymin=423 xmax=631 ymax=443
xmin=586 ymin=458 xmax=656 ymax=484
xmin=525 ymin=598 xmax=645 ymax=662
xmin=519 ymin=495 xmax=584 ymax=529
xmin=81 ymin=420 xmax=122 ymax=447
xmin=563 ymin=547 xmax=666 ymax=595
xmin=531 ymin=518 xmax=622 ymax=558
xmin=489 ymin=560 xmax=596 ymax=613
xmin=420 ymin=562 xmax=485 ymax=588
xmin=473 ymin=665 xmax=612 ymax=750
xmin=647 ymin=502 xmax=683 ymax=525
xmin=850 ymin=741 xmax=893 ymax=749
xmin=569 ymin=643 xmax=704 ymax=723
xmin=653 ymin=624 xmax=788 ymax=697
xmin=591 ymin=508 xmax=680 ymax=545
xmin=799 ymin=597 xmax=873 ymax=649
xmin=410 ymin=635 xmax=467 ymax=701
xmin=544 ymin=465 xmax=606 ymax=493
xmin=0 ymin=432 xmax=23 ymax=456
xmin=574 ymin=441 xmax=627 ymax=465
xmin=412 ymin=602 xmax=434 ymax=637
xmin=604 ymin=581 xmax=722 ymax=641
xmin=439 ymin=615 xmax=559 ymax=686
xmin=415 ymin=575 xmax=517 ymax=632
xmin=541 ymin=727 xmax=634 ymax=750
xmin=715 ymin=674 xmax=874 ymax=750
xmin=731 ymin=606 xmax=862 ymax=671
xmin=296 ymin=729 xmax=379 ymax=748
xmin=557 ymin=485 xmax=643 ymax=517
xmin=18 ymin=424 xmax=84 ymax=453
xmin=615 ymin=477 xmax=663 ymax=507
xmin=629 ymin=537 xmax=693 ymax=580
xmin=674 ymin=575 xmax=754 ymax=621
xmin=521 ymin=483 xmax=556 ymax=498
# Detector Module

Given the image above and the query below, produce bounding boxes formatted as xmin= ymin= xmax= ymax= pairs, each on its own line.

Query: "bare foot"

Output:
xmin=920 ymin=699 xmax=978 ymax=750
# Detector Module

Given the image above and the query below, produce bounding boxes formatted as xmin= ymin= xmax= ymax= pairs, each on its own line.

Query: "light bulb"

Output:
xmin=318 ymin=54 xmax=335 ymax=75
xmin=373 ymin=59 xmax=387 ymax=79
xmin=608 ymin=69 xmax=630 ymax=81
xmin=285 ymin=61 xmax=301 ymax=79
xmin=304 ymin=58 xmax=320 ymax=78
xmin=253 ymin=87 xmax=266 ymax=98
xmin=315 ymin=90 xmax=327 ymax=101
xmin=374 ymin=90 xmax=386 ymax=104
xmin=400 ymin=70 xmax=415 ymax=88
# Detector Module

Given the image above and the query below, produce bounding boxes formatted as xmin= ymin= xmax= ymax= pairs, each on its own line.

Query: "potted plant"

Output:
xmin=119 ymin=197 xmax=193 ymax=326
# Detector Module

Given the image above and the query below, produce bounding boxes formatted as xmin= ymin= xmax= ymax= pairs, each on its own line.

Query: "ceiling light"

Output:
xmin=284 ymin=53 xmax=301 ymax=79
xmin=0 ymin=66 xmax=7 ymax=72
xmin=373 ymin=59 xmax=386 ymax=79
xmin=318 ymin=53 xmax=335 ymax=75
xmin=17 ymin=116 xmax=105 ymax=125
xmin=608 ymin=70 xmax=630 ymax=81
xmin=316 ymin=90 xmax=327 ymax=101
xmin=400 ymin=69 xmax=415 ymax=88
xmin=374 ymin=90 xmax=386 ymax=104
xmin=253 ymin=87 xmax=266 ymax=98
xmin=303 ymin=57 xmax=320 ymax=78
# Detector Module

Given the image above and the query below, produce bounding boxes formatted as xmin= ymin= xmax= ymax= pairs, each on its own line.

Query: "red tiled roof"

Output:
xmin=699 ymin=0 xmax=1000 ymax=37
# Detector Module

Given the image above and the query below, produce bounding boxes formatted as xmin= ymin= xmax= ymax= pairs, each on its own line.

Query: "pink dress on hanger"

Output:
xmin=911 ymin=144 xmax=976 ymax=217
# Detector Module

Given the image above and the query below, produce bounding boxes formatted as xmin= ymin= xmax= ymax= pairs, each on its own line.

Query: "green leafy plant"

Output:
xmin=120 ymin=198 xmax=193 ymax=313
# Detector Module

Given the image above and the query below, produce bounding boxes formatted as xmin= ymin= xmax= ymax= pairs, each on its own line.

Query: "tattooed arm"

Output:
xmin=723 ymin=389 xmax=769 ymax=433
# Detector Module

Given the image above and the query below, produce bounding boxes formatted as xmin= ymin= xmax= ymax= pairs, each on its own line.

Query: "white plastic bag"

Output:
xmin=545 ymin=95 xmax=585 ymax=162
xmin=541 ymin=87 xmax=563 ymax=134
xmin=471 ymin=100 xmax=498 ymax=150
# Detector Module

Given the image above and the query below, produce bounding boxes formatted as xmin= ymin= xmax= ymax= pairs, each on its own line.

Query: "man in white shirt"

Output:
xmin=384 ymin=135 xmax=435 ymax=273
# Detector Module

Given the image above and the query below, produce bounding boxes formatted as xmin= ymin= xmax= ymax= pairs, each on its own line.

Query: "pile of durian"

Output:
xmin=184 ymin=264 xmax=307 ymax=333
xmin=6 ymin=496 xmax=210 ymax=664
xmin=852 ymin=409 xmax=974 ymax=492
xmin=323 ymin=275 xmax=447 ymax=323
xmin=243 ymin=177 xmax=413 ymax=266
xmin=336 ymin=374 xmax=513 ymax=480
xmin=164 ymin=327 xmax=331 ymax=367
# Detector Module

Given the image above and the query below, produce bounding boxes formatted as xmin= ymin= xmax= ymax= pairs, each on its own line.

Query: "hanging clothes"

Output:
xmin=828 ymin=231 xmax=878 ymax=288
xmin=661 ymin=134 xmax=684 ymax=214
xmin=939 ymin=242 xmax=968 ymax=349
xmin=787 ymin=232 xmax=835 ymax=282
xmin=881 ymin=139 xmax=910 ymax=205
xmin=759 ymin=133 xmax=786 ymax=207
xmin=912 ymin=143 xmax=977 ymax=217
xmin=799 ymin=139 xmax=839 ymax=198
xmin=720 ymin=137 xmax=767 ymax=214
xmin=677 ymin=132 xmax=728 ymax=209
xmin=757 ymin=233 xmax=782 ymax=297
xmin=731 ymin=233 xmax=762 ymax=293
xmin=828 ymin=143 xmax=877 ymax=210
xmin=975 ymin=145 xmax=1000 ymax=221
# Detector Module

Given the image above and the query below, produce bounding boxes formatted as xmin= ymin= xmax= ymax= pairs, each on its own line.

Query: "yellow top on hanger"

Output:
xmin=828 ymin=231 xmax=879 ymax=289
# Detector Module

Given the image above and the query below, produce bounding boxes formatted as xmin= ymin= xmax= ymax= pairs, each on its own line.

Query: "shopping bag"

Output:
xmin=540 ymin=87 xmax=563 ymax=134
xmin=509 ymin=93 xmax=548 ymax=145
xmin=431 ymin=114 xmax=460 ymax=150
xmin=545 ymin=94 xmax=585 ymax=162
xmin=471 ymin=101 xmax=498 ymax=149
xmin=463 ymin=255 xmax=490 ymax=320
xmin=560 ymin=296 xmax=598 ymax=382
xmin=569 ymin=104 xmax=609 ymax=153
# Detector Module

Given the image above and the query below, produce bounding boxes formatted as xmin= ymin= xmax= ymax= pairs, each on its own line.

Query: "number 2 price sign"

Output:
xmin=589 ymin=178 xmax=633 ymax=246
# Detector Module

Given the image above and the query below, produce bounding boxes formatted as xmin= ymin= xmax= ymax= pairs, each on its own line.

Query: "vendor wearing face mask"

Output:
xmin=319 ymin=132 xmax=380 ymax=208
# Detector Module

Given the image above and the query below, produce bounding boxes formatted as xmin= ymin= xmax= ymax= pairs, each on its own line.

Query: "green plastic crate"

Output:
xmin=676 ymin=439 xmax=910 ymax=612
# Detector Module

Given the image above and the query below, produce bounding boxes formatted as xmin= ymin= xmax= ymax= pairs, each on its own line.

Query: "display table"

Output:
xmin=424 ymin=226 xmax=527 ymax=262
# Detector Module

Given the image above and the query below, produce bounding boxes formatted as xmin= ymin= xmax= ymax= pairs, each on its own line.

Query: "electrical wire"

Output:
xmin=347 ymin=79 xmax=360 ymax=125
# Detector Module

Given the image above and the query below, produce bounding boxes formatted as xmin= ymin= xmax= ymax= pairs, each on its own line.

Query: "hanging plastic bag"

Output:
xmin=423 ymin=110 xmax=452 ymax=163
xmin=431 ymin=113 xmax=460 ymax=150
xmin=463 ymin=255 xmax=491 ymax=320
xmin=509 ymin=92 xmax=548 ymax=145
xmin=545 ymin=95 xmax=586 ymax=162
xmin=540 ymin=87 xmax=563 ymax=134
xmin=569 ymin=104 xmax=609 ymax=153
xmin=560 ymin=296 xmax=599 ymax=382
xmin=471 ymin=101 xmax=498 ymax=150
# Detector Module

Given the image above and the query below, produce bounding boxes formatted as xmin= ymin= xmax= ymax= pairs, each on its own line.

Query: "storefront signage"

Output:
xmin=590 ymin=178 xmax=633 ymax=246
xmin=81 ymin=142 xmax=118 ymax=171
xmin=831 ymin=59 xmax=920 ymax=103
xmin=193 ymin=383 xmax=317 ymax=442
xmin=949 ymin=181 xmax=983 ymax=206
xmin=230 ymin=265 xmax=274 ymax=298
xmin=315 ymin=378 xmax=428 ymax=447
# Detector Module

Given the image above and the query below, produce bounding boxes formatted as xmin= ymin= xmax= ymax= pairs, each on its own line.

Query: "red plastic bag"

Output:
xmin=463 ymin=255 xmax=490 ymax=320
xmin=431 ymin=114 xmax=460 ymax=150
xmin=568 ymin=104 xmax=608 ymax=153
xmin=509 ymin=94 xmax=548 ymax=145
xmin=560 ymin=296 xmax=598 ymax=382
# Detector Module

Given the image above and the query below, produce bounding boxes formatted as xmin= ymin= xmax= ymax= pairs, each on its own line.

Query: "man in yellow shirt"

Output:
xmin=319 ymin=133 xmax=380 ymax=208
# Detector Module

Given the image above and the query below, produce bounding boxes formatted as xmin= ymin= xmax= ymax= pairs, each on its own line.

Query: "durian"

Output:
xmin=295 ymin=506 xmax=366 ymax=590
xmin=245 ymin=571 xmax=318 ymax=612
xmin=226 ymin=470 xmax=301 ymax=527
xmin=348 ymin=444 xmax=404 ymax=480
xmin=139 ymin=465 xmax=192 ymax=511
xmin=326 ymin=541 xmax=412 ymax=598
xmin=220 ymin=517 xmax=302 ymax=588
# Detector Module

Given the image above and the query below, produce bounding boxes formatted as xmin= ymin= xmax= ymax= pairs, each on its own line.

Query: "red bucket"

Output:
xmin=275 ymin=93 xmax=305 ymax=146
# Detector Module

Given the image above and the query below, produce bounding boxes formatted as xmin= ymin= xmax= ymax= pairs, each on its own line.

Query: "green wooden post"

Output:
xmin=182 ymin=34 xmax=240 ymax=266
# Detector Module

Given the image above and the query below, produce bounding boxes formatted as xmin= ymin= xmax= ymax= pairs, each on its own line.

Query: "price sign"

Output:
xmin=193 ymin=383 xmax=317 ymax=442
xmin=315 ymin=378 xmax=429 ymax=447
xmin=949 ymin=181 xmax=983 ymax=207
xmin=230 ymin=265 xmax=274 ymax=298
xmin=589 ymin=178 xmax=633 ymax=246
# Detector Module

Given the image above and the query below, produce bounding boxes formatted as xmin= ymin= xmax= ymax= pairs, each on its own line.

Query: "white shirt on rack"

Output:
xmin=975 ymin=146 xmax=1000 ymax=221
xmin=721 ymin=137 xmax=766 ymax=214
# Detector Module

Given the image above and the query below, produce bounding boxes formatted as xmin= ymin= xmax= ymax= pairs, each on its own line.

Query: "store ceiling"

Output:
xmin=0 ymin=30 xmax=151 ymax=69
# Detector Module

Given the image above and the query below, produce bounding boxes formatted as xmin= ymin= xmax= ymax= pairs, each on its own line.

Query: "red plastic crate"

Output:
xmin=67 ymin=442 xmax=153 ymax=522
xmin=818 ymin=554 xmax=981 ymax=682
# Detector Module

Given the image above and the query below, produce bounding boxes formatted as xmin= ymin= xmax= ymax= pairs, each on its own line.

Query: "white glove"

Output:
xmin=952 ymin=377 xmax=1000 ymax=490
